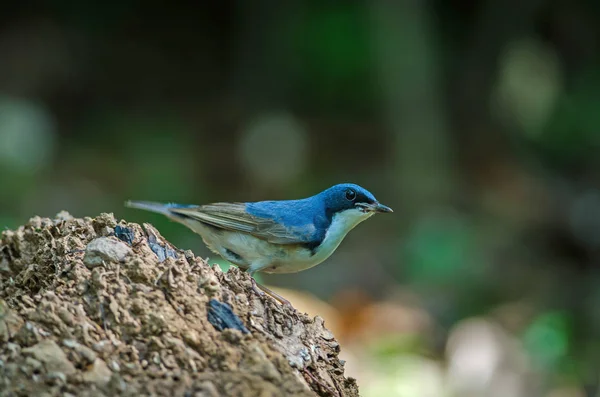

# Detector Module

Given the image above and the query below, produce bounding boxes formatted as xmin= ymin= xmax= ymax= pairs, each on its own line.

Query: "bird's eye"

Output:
xmin=345 ymin=189 xmax=356 ymax=201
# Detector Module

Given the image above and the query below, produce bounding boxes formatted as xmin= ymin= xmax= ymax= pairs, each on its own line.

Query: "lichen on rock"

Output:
xmin=0 ymin=213 xmax=358 ymax=396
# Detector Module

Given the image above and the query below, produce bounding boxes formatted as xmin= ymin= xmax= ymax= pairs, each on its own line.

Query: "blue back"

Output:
xmin=246 ymin=183 xmax=377 ymax=245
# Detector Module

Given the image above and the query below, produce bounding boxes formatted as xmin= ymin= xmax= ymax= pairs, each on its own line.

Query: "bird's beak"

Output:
xmin=358 ymin=202 xmax=393 ymax=213
xmin=373 ymin=202 xmax=393 ymax=213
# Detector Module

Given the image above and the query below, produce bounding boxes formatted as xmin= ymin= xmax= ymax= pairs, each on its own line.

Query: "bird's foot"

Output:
xmin=250 ymin=278 xmax=292 ymax=307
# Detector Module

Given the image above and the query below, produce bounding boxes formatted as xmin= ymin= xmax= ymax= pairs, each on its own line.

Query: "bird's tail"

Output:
xmin=125 ymin=200 xmax=172 ymax=215
xmin=125 ymin=200 xmax=198 ymax=218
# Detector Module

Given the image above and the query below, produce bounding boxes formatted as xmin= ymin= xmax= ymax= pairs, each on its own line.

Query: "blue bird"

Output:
xmin=126 ymin=183 xmax=392 ymax=305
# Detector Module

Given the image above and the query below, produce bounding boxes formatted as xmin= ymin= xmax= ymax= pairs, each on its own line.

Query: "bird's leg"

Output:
xmin=255 ymin=282 xmax=292 ymax=307
xmin=247 ymin=270 xmax=291 ymax=306
xmin=249 ymin=274 xmax=265 ymax=297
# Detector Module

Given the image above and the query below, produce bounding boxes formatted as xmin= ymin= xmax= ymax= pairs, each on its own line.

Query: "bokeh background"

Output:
xmin=2 ymin=2 xmax=600 ymax=396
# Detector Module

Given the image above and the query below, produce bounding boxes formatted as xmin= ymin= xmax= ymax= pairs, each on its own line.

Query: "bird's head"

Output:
xmin=320 ymin=183 xmax=392 ymax=222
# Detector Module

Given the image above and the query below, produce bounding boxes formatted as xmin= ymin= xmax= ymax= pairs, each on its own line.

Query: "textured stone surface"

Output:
xmin=0 ymin=213 xmax=358 ymax=396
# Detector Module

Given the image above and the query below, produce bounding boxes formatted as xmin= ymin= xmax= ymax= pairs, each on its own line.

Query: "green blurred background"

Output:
xmin=2 ymin=1 xmax=600 ymax=396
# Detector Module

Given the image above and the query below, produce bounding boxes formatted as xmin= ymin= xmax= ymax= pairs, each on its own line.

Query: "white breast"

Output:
xmin=264 ymin=208 xmax=374 ymax=274
xmin=309 ymin=208 xmax=374 ymax=264
xmin=184 ymin=208 xmax=374 ymax=275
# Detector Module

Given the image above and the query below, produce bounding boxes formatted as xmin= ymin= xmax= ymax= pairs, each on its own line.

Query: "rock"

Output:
xmin=0 ymin=214 xmax=358 ymax=396
xmin=82 ymin=358 xmax=112 ymax=386
xmin=207 ymin=299 xmax=249 ymax=334
xmin=54 ymin=211 xmax=74 ymax=222
xmin=24 ymin=356 xmax=42 ymax=371
xmin=63 ymin=339 xmax=97 ymax=363
xmin=194 ymin=381 xmax=220 ymax=397
xmin=84 ymin=237 xmax=132 ymax=268
xmin=114 ymin=225 xmax=135 ymax=245
xmin=23 ymin=340 xmax=76 ymax=375
xmin=45 ymin=371 xmax=67 ymax=385
xmin=108 ymin=360 xmax=120 ymax=372
xmin=0 ymin=300 xmax=24 ymax=343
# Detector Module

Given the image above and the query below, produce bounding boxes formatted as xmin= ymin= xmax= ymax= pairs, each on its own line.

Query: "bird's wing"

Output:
xmin=169 ymin=202 xmax=318 ymax=245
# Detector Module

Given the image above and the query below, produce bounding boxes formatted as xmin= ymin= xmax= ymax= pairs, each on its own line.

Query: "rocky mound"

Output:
xmin=0 ymin=212 xmax=358 ymax=396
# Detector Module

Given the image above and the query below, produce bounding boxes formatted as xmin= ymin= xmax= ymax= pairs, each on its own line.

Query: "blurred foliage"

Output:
xmin=1 ymin=1 xmax=600 ymax=396
xmin=524 ymin=312 xmax=570 ymax=371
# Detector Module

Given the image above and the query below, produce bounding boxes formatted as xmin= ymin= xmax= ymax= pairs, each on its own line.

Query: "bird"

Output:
xmin=125 ymin=183 xmax=392 ymax=305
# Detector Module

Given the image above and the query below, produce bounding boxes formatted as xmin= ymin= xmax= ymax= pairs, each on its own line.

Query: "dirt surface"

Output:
xmin=0 ymin=212 xmax=359 ymax=396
